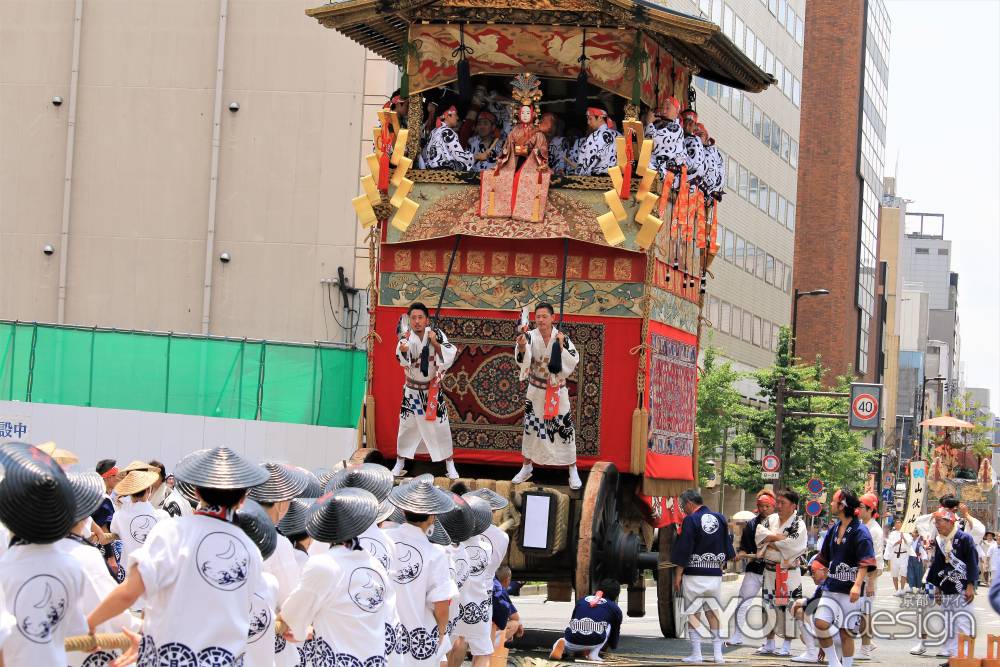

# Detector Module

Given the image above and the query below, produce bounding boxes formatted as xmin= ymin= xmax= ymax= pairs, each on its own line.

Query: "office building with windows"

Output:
xmin=663 ymin=0 xmax=805 ymax=377
xmin=793 ymin=0 xmax=890 ymax=382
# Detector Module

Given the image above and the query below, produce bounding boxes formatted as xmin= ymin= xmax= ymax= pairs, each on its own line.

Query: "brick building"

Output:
xmin=792 ymin=0 xmax=890 ymax=382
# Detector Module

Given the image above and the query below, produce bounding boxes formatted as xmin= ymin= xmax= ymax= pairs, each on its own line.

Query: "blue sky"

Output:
xmin=884 ymin=1 xmax=1000 ymax=410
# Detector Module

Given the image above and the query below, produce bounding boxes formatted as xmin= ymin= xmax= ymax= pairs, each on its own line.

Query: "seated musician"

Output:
xmin=680 ymin=109 xmax=705 ymax=188
xmin=418 ymin=105 xmax=474 ymax=171
xmin=644 ymin=96 xmax=685 ymax=184
xmin=701 ymin=129 xmax=726 ymax=201
xmin=539 ymin=112 xmax=571 ymax=176
xmin=565 ymin=105 xmax=620 ymax=176
xmin=695 ymin=123 xmax=721 ymax=198
xmin=469 ymin=111 xmax=504 ymax=172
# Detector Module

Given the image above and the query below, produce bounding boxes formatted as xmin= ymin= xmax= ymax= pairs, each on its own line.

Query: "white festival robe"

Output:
xmin=57 ymin=536 xmax=137 ymax=667
xmin=282 ymin=545 xmax=392 ymax=667
xmin=755 ymin=512 xmax=807 ymax=607
xmin=396 ymin=329 xmax=458 ymax=462
xmin=129 ymin=513 xmax=264 ymax=665
xmin=567 ymin=126 xmax=619 ymax=176
xmin=264 ymin=537 xmax=300 ymax=667
xmin=916 ymin=512 xmax=986 ymax=544
xmin=469 ymin=134 xmax=504 ymax=173
xmin=454 ymin=534 xmax=494 ymax=650
xmin=682 ymin=135 xmax=705 ymax=186
xmin=481 ymin=523 xmax=510 ymax=584
xmin=0 ymin=542 xmax=87 ymax=666
xmin=245 ymin=571 xmax=279 ymax=667
xmin=110 ymin=500 xmax=169 ymax=592
xmin=702 ymin=144 xmax=726 ymax=196
xmin=384 ymin=523 xmax=458 ymax=666
xmin=516 ymin=327 xmax=579 ymax=466
xmin=418 ymin=126 xmax=474 ymax=171
xmin=645 ymin=119 xmax=685 ymax=180
xmin=884 ymin=530 xmax=912 ymax=571
xmin=866 ymin=518 xmax=885 ymax=571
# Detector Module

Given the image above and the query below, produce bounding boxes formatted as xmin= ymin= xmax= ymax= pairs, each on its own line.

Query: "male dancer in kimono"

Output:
xmin=511 ymin=302 xmax=582 ymax=489
xmin=566 ymin=106 xmax=619 ymax=176
xmin=812 ymin=489 xmax=876 ymax=667
xmin=856 ymin=493 xmax=883 ymax=660
xmin=680 ymin=110 xmax=705 ymax=187
xmin=755 ymin=488 xmax=807 ymax=657
xmin=697 ymin=126 xmax=726 ymax=200
xmin=644 ymin=96 xmax=685 ymax=184
xmin=670 ymin=489 xmax=735 ymax=664
xmin=418 ymin=105 xmax=474 ymax=171
xmin=926 ymin=507 xmax=978 ymax=659
xmin=727 ymin=490 xmax=774 ymax=646
xmin=393 ymin=302 xmax=461 ymax=480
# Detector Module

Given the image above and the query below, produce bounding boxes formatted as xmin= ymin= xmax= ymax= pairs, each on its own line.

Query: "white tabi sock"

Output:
xmin=783 ymin=638 xmax=793 ymax=652
xmin=688 ymin=628 xmax=704 ymax=659
xmin=842 ymin=656 xmax=853 ymax=667
xmin=711 ymin=630 xmax=724 ymax=662
xmin=826 ymin=648 xmax=843 ymax=667
xmin=764 ymin=638 xmax=775 ymax=651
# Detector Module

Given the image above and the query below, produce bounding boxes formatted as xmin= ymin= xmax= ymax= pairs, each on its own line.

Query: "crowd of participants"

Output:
xmin=0 ymin=443 xmax=625 ymax=667
xmin=386 ymin=81 xmax=726 ymax=200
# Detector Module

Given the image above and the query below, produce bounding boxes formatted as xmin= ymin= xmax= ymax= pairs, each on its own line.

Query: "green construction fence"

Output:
xmin=0 ymin=321 xmax=366 ymax=428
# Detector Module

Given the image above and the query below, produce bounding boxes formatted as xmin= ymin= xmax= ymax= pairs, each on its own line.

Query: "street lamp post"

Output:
xmin=790 ymin=289 xmax=830 ymax=361
xmin=917 ymin=375 xmax=946 ymax=459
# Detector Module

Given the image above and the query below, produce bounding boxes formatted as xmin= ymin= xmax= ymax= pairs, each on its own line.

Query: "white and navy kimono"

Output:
xmin=927 ymin=528 xmax=978 ymax=655
xmin=282 ymin=544 xmax=393 ymax=667
xmin=384 ymin=523 xmax=458 ymax=666
xmin=245 ymin=571 xmax=279 ymax=667
xmin=755 ymin=512 xmax=807 ymax=608
xmin=161 ymin=487 xmax=194 ymax=518
xmin=645 ymin=119 xmax=685 ymax=181
xmin=418 ymin=126 xmax=473 ymax=171
xmin=481 ymin=523 xmax=510 ymax=584
xmin=454 ymin=534 xmax=493 ymax=655
xmin=57 ymin=536 xmax=137 ymax=667
xmin=682 ymin=135 xmax=705 ymax=186
xmin=516 ymin=327 xmax=578 ymax=466
xmin=865 ymin=517 xmax=885 ymax=572
xmin=0 ymin=542 xmax=88 ymax=666
xmin=670 ymin=505 xmax=736 ymax=578
xmin=396 ymin=329 xmax=457 ymax=462
xmin=445 ymin=544 xmax=469 ymax=638
xmin=468 ymin=134 xmax=503 ymax=173
xmin=264 ymin=536 xmax=301 ymax=667
xmin=568 ymin=126 xmax=619 ymax=176
xmin=109 ymin=499 xmax=169 ymax=573
xmin=703 ymin=144 xmax=726 ymax=196
xmin=129 ymin=508 xmax=264 ymax=666
xmin=548 ymin=136 xmax=573 ymax=175
xmin=916 ymin=511 xmax=986 ymax=544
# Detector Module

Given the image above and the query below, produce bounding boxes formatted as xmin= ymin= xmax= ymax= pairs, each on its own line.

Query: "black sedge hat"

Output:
xmin=67 ymin=472 xmax=106 ymax=524
xmin=464 ymin=487 xmax=509 ymax=511
xmin=235 ymin=499 xmax=278 ymax=560
xmin=428 ymin=518 xmax=452 ymax=547
xmin=438 ymin=493 xmax=476 ymax=544
xmin=299 ymin=468 xmax=324 ymax=498
xmin=248 ymin=462 xmax=310 ymax=503
xmin=388 ymin=474 xmax=455 ymax=515
xmin=324 ymin=463 xmax=393 ymax=503
xmin=384 ymin=505 xmax=406 ymax=526
xmin=306 ymin=488 xmax=379 ymax=544
xmin=174 ymin=447 xmax=269 ymax=491
xmin=0 ymin=443 xmax=76 ymax=544
xmin=464 ymin=495 xmax=493 ymax=536
xmin=277 ymin=498 xmax=314 ymax=537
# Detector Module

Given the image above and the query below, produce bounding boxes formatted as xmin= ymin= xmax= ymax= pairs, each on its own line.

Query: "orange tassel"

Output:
xmin=620 ymin=130 xmax=635 ymax=200
xmin=710 ymin=202 xmax=720 ymax=254
xmin=377 ymin=125 xmax=393 ymax=193
xmin=696 ymin=197 xmax=707 ymax=249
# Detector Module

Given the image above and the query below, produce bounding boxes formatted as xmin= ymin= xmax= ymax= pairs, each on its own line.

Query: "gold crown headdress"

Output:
xmin=510 ymin=72 xmax=543 ymax=125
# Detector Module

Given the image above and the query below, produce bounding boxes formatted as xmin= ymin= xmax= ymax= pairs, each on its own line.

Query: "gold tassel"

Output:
xmin=597 ymin=211 xmax=625 ymax=246
xmin=631 ymin=407 xmax=649 ymax=474
xmin=391 ymin=197 xmax=419 ymax=232
xmin=487 ymin=190 xmax=496 ymax=216
xmin=389 ymin=177 xmax=414 ymax=208
xmin=615 ymin=136 xmax=628 ymax=168
xmin=352 ymin=194 xmax=377 ymax=228
xmin=603 ymin=189 xmax=627 ymax=222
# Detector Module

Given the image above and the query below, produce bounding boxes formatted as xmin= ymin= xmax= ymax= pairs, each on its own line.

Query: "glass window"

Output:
xmin=745 ymin=28 xmax=756 ymax=59
xmin=752 ymin=316 xmax=762 ymax=346
xmin=695 ymin=76 xmax=706 ymax=91
xmin=745 ymin=242 xmax=756 ymax=274
xmin=742 ymin=96 xmax=752 ymax=127
xmin=783 ymin=70 xmax=794 ymax=97
xmin=756 ymin=38 xmax=766 ymax=69
xmin=727 ymin=158 xmax=738 ymax=191
xmin=765 ymin=49 xmax=774 ymax=75
xmin=773 ymin=323 xmax=781 ymax=350
xmin=778 ymin=0 xmax=787 ymax=23
xmin=795 ymin=16 xmax=804 ymax=45
xmin=732 ymin=306 xmax=742 ymax=338
xmin=790 ymin=139 xmax=799 ymax=168
xmin=756 ymin=250 xmax=766 ymax=279
xmin=724 ymin=228 xmax=735 ymax=262
xmin=781 ymin=131 xmax=790 ymax=161
xmin=734 ymin=16 xmax=744 ymax=46
xmin=769 ymin=189 xmax=778 ymax=217
xmin=712 ymin=0 xmax=723 ymax=26
xmin=778 ymin=196 xmax=787 ymax=223
xmin=793 ymin=77 xmax=801 ymax=106
xmin=768 ymin=0 xmax=778 ymax=16
xmin=758 ymin=182 xmax=769 ymax=213
xmin=735 ymin=235 xmax=745 ymax=269
xmin=706 ymin=80 xmax=719 ymax=99
xmin=752 ymin=107 xmax=762 ymax=138
xmin=699 ymin=0 xmax=711 ymax=14
xmin=785 ymin=269 xmax=792 ymax=293
xmin=719 ymin=85 xmax=731 ymax=114
xmin=749 ymin=175 xmax=759 ymax=206
xmin=775 ymin=60 xmax=784 ymax=90
xmin=775 ymin=260 xmax=784 ymax=290
xmin=786 ymin=7 xmax=796 ymax=33
xmin=786 ymin=202 xmax=796 ymax=230
xmin=720 ymin=301 xmax=732 ymax=334
xmin=762 ymin=116 xmax=771 ymax=146
xmin=765 ymin=254 xmax=775 ymax=284
xmin=771 ymin=126 xmax=781 ymax=152
xmin=707 ymin=295 xmax=719 ymax=325
xmin=730 ymin=89 xmax=742 ymax=120
xmin=743 ymin=311 xmax=753 ymax=342
xmin=738 ymin=166 xmax=749 ymax=198
xmin=723 ymin=5 xmax=734 ymax=37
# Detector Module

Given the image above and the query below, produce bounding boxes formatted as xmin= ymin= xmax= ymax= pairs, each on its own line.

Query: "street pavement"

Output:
xmin=502 ymin=572 xmax=1000 ymax=665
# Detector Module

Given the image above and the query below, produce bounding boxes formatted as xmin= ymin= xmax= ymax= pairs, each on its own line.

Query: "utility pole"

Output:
xmin=774 ymin=375 xmax=785 ymax=489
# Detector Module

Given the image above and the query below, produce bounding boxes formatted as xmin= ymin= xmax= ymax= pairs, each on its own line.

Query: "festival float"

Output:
xmin=923 ymin=415 xmax=995 ymax=505
xmin=307 ymin=0 xmax=772 ymax=635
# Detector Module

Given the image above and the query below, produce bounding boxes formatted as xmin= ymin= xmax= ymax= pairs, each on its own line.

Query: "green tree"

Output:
xmin=723 ymin=327 xmax=874 ymax=498
xmin=695 ymin=343 xmax=750 ymax=486
xmin=942 ymin=391 xmax=995 ymax=460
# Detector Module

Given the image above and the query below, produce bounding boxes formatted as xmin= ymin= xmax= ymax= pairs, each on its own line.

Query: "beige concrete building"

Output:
xmin=878 ymin=176 xmax=907 ymax=450
xmin=1 ymin=0 xmax=395 ymax=344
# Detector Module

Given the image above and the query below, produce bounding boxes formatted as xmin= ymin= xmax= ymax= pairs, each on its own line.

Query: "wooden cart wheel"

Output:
xmin=574 ymin=461 xmax=619 ymax=601
xmin=656 ymin=524 xmax=678 ymax=638
xmin=349 ymin=448 xmax=384 ymax=465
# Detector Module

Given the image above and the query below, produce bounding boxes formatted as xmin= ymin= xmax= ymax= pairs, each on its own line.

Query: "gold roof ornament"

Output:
xmin=510 ymin=72 xmax=543 ymax=107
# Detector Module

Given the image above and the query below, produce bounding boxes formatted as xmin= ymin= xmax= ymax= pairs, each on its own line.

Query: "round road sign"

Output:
xmin=851 ymin=393 xmax=879 ymax=422
xmin=806 ymin=500 xmax=823 ymax=517
xmin=807 ymin=478 xmax=825 ymax=495
xmin=762 ymin=454 xmax=780 ymax=473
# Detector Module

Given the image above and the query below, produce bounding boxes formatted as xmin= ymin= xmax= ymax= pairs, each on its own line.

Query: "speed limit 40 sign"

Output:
xmin=849 ymin=383 xmax=883 ymax=429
